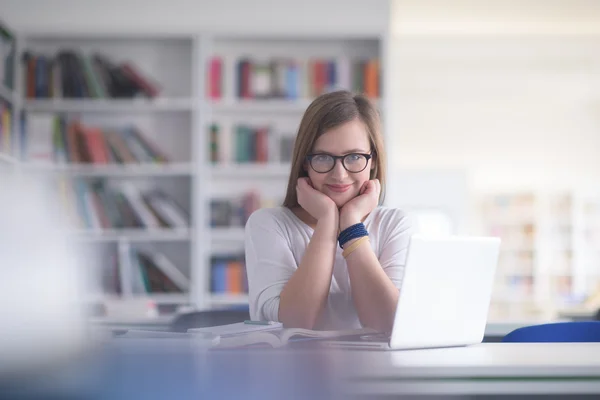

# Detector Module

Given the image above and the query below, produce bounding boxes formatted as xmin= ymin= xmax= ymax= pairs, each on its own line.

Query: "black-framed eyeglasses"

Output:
xmin=305 ymin=152 xmax=373 ymax=174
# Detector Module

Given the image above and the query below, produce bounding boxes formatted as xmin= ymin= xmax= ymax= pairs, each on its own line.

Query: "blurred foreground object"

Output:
xmin=0 ymin=172 xmax=91 ymax=378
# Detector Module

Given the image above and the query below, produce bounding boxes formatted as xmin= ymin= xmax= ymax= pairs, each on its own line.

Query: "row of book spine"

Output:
xmin=0 ymin=100 xmax=13 ymax=154
xmin=208 ymin=57 xmax=380 ymax=100
xmin=23 ymin=50 xmax=160 ymax=99
xmin=105 ymin=244 xmax=190 ymax=295
xmin=211 ymin=256 xmax=248 ymax=294
xmin=209 ymin=123 xmax=295 ymax=164
xmin=0 ymin=23 xmax=15 ymax=90
xmin=210 ymin=191 xmax=264 ymax=228
xmin=58 ymin=179 xmax=189 ymax=230
xmin=25 ymin=114 xmax=168 ymax=165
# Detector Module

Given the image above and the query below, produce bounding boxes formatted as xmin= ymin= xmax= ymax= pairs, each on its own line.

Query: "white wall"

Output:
xmin=0 ymin=0 xmax=390 ymax=35
xmin=391 ymin=0 xmax=600 ymax=36
xmin=386 ymin=0 xmax=600 ymax=230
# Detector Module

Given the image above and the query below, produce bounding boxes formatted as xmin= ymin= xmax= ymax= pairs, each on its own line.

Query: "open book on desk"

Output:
xmin=205 ymin=327 xmax=379 ymax=349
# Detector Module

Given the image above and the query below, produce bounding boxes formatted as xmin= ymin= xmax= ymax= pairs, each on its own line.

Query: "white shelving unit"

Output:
xmin=210 ymin=163 xmax=291 ymax=179
xmin=480 ymin=190 xmax=600 ymax=320
xmin=22 ymin=162 xmax=194 ymax=177
xmin=24 ymin=98 xmax=195 ymax=113
xmin=67 ymin=228 xmax=192 ymax=243
xmin=5 ymin=26 xmax=386 ymax=318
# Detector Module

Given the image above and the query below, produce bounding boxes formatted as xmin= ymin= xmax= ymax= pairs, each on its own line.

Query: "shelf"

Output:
xmin=209 ymin=294 xmax=249 ymax=306
xmin=210 ymin=227 xmax=245 ymax=242
xmin=86 ymin=293 xmax=189 ymax=304
xmin=24 ymin=98 xmax=195 ymax=113
xmin=144 ymin=294 xmax=190 ymax=304
xmin=210 ymin=99 xmax=380 ymax=113
xmin=210 ymin=98 xmax=381 ymax=113
xmin=210 ymin=99 xmax=313 ymax=113
xmin=0 ymin=85 xmax=14 ymax=104
xmin=211 ymin=163 xmax=291 ymax=178
xmin=22 ymin=163 xmax=194 ymax=177
xmin=0 ymin=153 xmax=18 ymax=164
xmin=67 ymin=228 xmax=192 ymax=242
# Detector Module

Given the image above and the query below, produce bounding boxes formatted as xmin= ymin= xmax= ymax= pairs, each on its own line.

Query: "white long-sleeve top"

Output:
xmin=244 ymin=206 xmax=413 ymax=330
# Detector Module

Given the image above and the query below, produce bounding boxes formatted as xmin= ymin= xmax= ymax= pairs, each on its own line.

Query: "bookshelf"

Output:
xmin=2 ymin=22 xmax=385 ymax=318
xmin=481 ymin=190 xmax=600 ymax=320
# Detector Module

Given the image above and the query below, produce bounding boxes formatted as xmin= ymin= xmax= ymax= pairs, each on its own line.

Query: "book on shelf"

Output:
xmin=57 ymin=178 xmax=189 ymax=230
xmin=0 ymin=22 xmax=15 ymax=90
xmin=106 ymin=243 xmax=189 ymax=296
xmin=210 ymin=191 xmax=270 ymax=228
xmin=0 ymin=99 xmax=13 ymax=154
xmin=209 ymin=122 xmax=295 ymax=164
xmin=24 ymin=114 xmax=169 ymax=165
xmin=211 ymin=255 xmax=248 ymax=295
xmin=23 ymin=49 xmax=160 ymax=99
xmin=207 ymin=56 xmax=380 ymax=100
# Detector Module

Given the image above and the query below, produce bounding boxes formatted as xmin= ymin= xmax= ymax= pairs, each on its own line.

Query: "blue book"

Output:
xmin=35 ymin=56 xmax=46 ymax=98
xmin=327 ymin=61 xmax=337 ymax=91
xmin=74 ymin=180 xmax=92 ymax=228
xmin=212 ymin=262 xmax=227 ymax=293
xmin=286 ymin=63 xmax=299 ymax=100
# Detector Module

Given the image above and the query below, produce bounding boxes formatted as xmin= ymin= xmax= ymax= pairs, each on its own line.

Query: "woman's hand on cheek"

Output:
xmin=339 ymin=179 xmax=381 ymax=230
xmin=296 ymin=177 xmax=338 ymax=221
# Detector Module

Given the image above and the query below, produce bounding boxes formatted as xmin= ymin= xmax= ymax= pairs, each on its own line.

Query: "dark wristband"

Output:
xmin=338 ymin=222 xmax=368 ymax=249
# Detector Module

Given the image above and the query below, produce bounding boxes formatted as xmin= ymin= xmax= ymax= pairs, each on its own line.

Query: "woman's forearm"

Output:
xmin=278 ymin=212 xmax=338 ymax=329
xmin=345 ymin=240 xmax=399 ymax=333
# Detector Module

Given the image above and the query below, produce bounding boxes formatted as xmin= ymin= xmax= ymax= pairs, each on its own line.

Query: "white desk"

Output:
xmin=336 ymin=343 xmax=600 ymax=396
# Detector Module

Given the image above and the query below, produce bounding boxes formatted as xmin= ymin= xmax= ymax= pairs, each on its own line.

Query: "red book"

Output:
xmin=255 ymin=127 xmax=268 ymax=163
xmin=121 ymin=62 xmax=160 ymax=98
xmin=208 ymin=57 xmax=222 ymax=99
xmin=227 ymin=261 xmax=243 ymax=294
xmin=241 ymin=61 xmax=252 ymax=99
xmin=82 ymin=127 xmax=109 ymax=164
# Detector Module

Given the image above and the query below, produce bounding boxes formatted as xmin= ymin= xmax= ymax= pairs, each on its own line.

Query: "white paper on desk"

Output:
xmin=188 ymin=322 xmax=283 ymax=338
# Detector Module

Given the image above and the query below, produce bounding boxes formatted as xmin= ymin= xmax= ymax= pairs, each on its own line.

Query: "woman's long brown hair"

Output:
xmin=282 ymin=90 xmax=387 ymax=209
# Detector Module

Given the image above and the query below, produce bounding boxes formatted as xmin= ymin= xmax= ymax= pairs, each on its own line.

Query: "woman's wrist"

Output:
xmin=316 ymin=209 xmax=339 ymax=238
xmin=339 ymin=214 xmax=361 ymax=231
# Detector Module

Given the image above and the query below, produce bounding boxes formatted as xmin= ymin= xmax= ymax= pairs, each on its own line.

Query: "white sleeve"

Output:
xmin=377 ymin=209 xmax=414 ymax=289
xmin=244 ymin=209 xmax=298 ymax=322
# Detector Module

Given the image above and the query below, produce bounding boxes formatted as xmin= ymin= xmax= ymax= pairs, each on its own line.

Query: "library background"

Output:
xmin=1 ymin=0 xmax=600 ymax=327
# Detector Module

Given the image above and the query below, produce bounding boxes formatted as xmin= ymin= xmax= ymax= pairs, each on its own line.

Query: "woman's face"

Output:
xmin=305 ymin=118 xmax=373 ymax=208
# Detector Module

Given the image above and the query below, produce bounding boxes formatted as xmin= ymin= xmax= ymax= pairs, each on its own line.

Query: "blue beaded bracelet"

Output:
xmin=338 ymin=222 xmax=368 ymax=249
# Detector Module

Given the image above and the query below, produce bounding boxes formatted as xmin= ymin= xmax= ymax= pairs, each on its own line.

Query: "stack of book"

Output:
xmin=207 ymin=56 xmax=380 ymax=100
xmin=210 ymin=255 xmax=248 ymax=295
xmin=58 ymin=179 xmax=189 ymax=230
xmin=210 ymin=192 xmax=268 ymax=228
xmin=23 ymin=50 xmax=160 ymax=99
xmin=25 ymin=115 xmax=168 ymax=165
xmin=104 ymin=247 xmax=190 ymax=295
xmin=209 ymin=123 xmax=295 ymax=164
xmin=0 ymin=23 xmax=15 ymax=91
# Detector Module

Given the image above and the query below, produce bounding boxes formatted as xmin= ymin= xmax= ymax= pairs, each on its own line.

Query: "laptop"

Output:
xmin=325 ymin=234 xmax=501 ymax=350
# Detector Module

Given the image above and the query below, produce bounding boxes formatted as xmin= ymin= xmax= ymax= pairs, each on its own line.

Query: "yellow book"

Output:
xmin=2 ymin=107 xmax=10 ymax=152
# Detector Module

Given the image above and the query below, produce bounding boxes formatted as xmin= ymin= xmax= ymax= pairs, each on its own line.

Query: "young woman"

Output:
xmin=244 ymin=90 xmax=413 ymax=332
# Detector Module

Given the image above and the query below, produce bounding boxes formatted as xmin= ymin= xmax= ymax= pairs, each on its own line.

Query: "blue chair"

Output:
xmin=502 ymin=321 xmax=600 ymax=343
